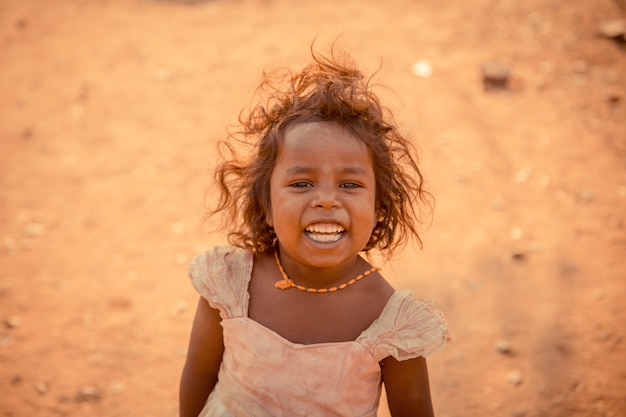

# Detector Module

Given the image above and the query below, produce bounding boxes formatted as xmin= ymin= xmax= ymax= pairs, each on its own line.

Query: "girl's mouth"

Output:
xmin=305 ymin=223 xmax=345 ymax=243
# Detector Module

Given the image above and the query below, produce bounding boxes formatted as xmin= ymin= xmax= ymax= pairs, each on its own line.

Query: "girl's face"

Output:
xmin=267 ymin=121 xmax=377 ymax=272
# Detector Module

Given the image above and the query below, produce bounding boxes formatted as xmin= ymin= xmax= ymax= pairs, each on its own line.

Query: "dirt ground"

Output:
xmin=1 ymin=0 xmax=625 ymax=416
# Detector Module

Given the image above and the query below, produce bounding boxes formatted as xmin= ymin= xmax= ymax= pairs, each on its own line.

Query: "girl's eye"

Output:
xmin=340 ymin=182 xmax=361 ymax=189
xmin=290 ymin=181 xmax=313 ymax=188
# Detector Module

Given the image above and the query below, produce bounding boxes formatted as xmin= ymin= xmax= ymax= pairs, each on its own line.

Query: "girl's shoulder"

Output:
xmin=358 ymin=290 xmax=451 ymax=362
xmin=188 ymin=246 xmax=253 ymax=285
xmin=188 ymin=245 xmax=254 ymax=318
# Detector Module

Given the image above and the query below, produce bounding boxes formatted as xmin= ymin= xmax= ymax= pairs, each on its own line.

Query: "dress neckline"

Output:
xmin=242 ymin=287 xmax=410 ymax=347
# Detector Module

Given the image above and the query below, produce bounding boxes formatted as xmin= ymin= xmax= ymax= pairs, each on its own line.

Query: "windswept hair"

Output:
xmin=207 ymin=48 xmax=432 ymax=259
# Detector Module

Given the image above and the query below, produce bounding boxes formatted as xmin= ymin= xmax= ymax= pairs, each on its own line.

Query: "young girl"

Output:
xmin=180 ymin=49 xmax=450 ymax=417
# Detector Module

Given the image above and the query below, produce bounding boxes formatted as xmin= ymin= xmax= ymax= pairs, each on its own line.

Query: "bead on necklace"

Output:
xmin=273 ymin=250 xmax=380 ymax=293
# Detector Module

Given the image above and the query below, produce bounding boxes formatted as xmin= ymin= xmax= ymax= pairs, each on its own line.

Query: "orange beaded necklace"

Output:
xmin=273 ymin=250 xmax=380 ymax=293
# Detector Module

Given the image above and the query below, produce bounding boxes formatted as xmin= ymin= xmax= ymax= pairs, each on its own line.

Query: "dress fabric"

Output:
xmin=188 ymin=246 xmax=450 ymax=417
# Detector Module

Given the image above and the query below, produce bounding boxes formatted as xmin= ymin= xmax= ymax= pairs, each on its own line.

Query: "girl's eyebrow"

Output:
xmin=285 ymin=165 xmax=370 ymax=176
xmin=285 ymin=166 xmax=314 ymax=175
xmin=341 ymin=166 xmax=370 ymax=175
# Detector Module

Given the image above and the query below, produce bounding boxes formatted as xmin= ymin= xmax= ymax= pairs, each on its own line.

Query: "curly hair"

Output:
xmin=206 ymin=48 xmax=432 ymax=260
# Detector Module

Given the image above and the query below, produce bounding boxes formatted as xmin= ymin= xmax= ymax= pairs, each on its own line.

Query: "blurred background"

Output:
xmin=1 ymin=0 xmax=624 ymax=416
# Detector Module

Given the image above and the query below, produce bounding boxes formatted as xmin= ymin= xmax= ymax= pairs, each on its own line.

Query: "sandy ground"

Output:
xmin=1 ymin=0 xmax=625 ymax=416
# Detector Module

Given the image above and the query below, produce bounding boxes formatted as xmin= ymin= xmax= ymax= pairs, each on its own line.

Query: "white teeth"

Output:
xmin=305 ymin=223 xmax=344 ymax=242
xmin=306 ymin=223 xmax=344 ymax=234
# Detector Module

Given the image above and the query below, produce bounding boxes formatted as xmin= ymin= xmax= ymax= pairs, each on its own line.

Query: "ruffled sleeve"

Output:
xmin=188 ymin=246 xmax=253 ymax=320
xmin=358 ymin=290 xmax=451 ymax=362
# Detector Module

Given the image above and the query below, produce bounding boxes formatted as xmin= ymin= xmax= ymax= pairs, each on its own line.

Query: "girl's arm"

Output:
xmin=382 ymin=356 xmax=435 ymax=417
xmin=180 ymin=297 xmax=225 ymax=417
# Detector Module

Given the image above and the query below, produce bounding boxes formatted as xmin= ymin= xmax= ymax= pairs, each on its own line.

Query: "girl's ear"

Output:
xmin=376 ymin=207 xmax=385 ymax=223
xmin=265 ymin=209 xmax=274 ymax=228
xmin=374 ymin=201 xmax=383 ymax=222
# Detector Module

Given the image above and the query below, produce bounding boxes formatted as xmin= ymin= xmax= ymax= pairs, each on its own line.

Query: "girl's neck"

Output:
xmin=274 ymin=249 xmax=370 ymax=290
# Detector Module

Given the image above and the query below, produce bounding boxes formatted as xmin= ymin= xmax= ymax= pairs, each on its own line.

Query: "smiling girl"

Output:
xmin=180 ymin=49 xmax=450 ymax=417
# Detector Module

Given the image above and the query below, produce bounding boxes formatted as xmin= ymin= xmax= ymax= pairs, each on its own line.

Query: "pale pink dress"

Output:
xmin=188 ymin=246 xmax=449 ymax=417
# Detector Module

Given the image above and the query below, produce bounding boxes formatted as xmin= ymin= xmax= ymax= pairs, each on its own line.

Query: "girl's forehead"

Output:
xmin=280 ymin=121 xmax=368 ymax=154
xmin=273 ymin=121 xmax=375 ymax=177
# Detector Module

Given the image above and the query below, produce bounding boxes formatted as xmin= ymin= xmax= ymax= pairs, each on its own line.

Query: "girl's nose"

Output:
xmin=311 ymin=185 xmax=341 ymax=209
